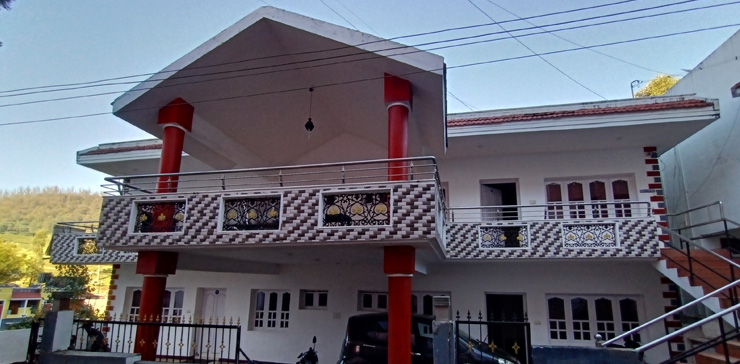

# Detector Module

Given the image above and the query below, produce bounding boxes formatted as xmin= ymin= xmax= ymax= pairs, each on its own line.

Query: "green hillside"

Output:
xmin=0 ymin=187 xmax=104 ymax=286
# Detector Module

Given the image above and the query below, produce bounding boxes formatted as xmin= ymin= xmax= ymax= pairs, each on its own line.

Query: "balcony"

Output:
xmin=49 ymin=222 xmax=137 ymax=265
xmin=95 ymin=157 xmax=444 ymax=256
xmin=445 ymin=202 xmax=662 ymax=260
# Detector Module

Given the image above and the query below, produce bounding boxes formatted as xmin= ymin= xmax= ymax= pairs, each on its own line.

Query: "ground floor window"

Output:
xmin=358 ymin=290 xmax=449 ymax=315
xmin=299 ymin=289 xmax=328 ymax=310
xmin=126 ymin=288 xmax=185 ymax=322
xmin=547 ymin=294 xmax=642 ymax=345
xmin=252 ymin=290 xmax=290 ymax=329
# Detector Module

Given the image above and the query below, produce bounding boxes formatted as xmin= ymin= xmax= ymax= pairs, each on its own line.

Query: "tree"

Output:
xmin=47 ymin=264 xmax=92 ymax=299
xmin=0 ymin=0 xmax=14 ymax=10
xmin=635 ymin=75 xmax=680 ymax=97
xmin=0 ymin=239 xmax=34 ymax=284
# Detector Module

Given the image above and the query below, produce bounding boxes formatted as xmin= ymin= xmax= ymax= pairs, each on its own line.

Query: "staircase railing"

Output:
xmin=600 ymin=279 xmax=740 ymax=364
xmin=637 ymin=302 xmax=740 ymax=364
xmin=661 ymin=227 xmax=740 ymax=316
xmin=667 ymin=201 xmax=740 ymax=250
xmin=598 ymin=201 xmax=740 ymax=363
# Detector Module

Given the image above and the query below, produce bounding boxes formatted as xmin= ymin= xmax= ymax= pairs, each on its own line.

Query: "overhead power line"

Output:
xmin=2 ymin=0 xmax=737 ymax=110
xmin=0 ymin=0 xmax=702 ymax=96
xmin=2 ymin=21 xmax=737 ymax=128
xmin=465 ymin=0 xmax=606 ymax=99
xmin=483 ymin=0 xmax=673 ymax=75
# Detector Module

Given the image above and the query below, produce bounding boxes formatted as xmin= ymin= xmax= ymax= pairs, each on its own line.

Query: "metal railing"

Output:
xmin=667 ymin=201 xmax=740 ymax=242
xmin=446 ymin=201 xmax=651 ymax=223
xmin=69 ymin=317 xmax=243 ymax=363
xmin=53 ymin=221 xmax=99 ymax=234
xmin=455 ymin=310 xmax=531 ymax=364
xmin=102 ymin=157 xmax=440 ymax=196
xmin=597 ymin=202 xmax=740 ymax=364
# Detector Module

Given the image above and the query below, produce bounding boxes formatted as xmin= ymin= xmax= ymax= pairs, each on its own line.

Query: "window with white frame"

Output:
xmin=126 ymin=288 xmax=184 ymax=322
xmin=545 ymin=176 xmax=635 ymax=219
xmin=358 ymin=291 xmax=449 ymax=315
xmin=252 ymin=290 xmax=290 ymax=329
xmin=547 ymin=295 xmax=642 ymax=345
xmin=300 ymin=290 xmax=328 ymax=310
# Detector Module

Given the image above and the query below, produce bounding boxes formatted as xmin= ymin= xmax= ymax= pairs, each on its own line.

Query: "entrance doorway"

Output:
xmin=196 ymin=288 xmax=226 ymax=321
xmin=480 ymin=182 xmax=519 ymax=220
xmin=486 ymin=294 xmax=528 ymax=363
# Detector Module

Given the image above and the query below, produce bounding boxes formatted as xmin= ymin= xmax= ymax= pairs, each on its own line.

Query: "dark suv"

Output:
xmin=337 ymin=313 xmax=519 ymax=364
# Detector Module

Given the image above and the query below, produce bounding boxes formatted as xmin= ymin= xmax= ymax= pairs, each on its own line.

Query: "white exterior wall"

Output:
xmin=111 ymin=259 xmax=667 ymax=364
xmin=662 ymin=30 xmax=740 ymax=234
xmin=438 ymin=147 xmax=653 ymax=208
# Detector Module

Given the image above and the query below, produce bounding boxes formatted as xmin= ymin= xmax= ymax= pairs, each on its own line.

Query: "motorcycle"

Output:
xmin=297 ymin=336 xmax=318 ymax=364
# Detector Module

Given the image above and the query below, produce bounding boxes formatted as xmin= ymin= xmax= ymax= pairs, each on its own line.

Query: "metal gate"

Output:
xmin=455 ymin=311 xmax=532 ymax=364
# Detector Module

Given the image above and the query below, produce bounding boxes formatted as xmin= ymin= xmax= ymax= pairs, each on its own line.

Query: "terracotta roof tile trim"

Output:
xmin=448 ymin=99 xmax=713 ymax=127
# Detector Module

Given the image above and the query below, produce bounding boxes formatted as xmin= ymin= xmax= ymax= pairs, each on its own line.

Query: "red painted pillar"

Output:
xmin=384 ymin=246 xmax=415 ymax=364
xmin=156 ymin=98 xmax=194 ymax=193
xmin=135 ymin=251 xmax=178 ymax=360
xmin=385 ymin=74 xmax=411 ymax=181
xmin=134 ymin=98 xmax=192 ymax=361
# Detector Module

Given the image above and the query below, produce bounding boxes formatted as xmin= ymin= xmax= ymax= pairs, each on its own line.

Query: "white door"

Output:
xmin=198 ymin=288 xmax=226 ymax=322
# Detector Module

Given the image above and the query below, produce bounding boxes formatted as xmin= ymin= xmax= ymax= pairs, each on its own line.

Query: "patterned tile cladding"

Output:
xmin=49 ymin=233 xmax=137 ymax=264
xmin=446 ymin=219 xmax=661 ymax=259
xmin=98 ymin=182 xmax=438 ymax=248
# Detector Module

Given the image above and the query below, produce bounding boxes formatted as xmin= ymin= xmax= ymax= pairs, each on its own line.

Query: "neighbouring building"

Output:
xmin=0 ymin=285 xmax=44 ymax=329
xmin=660 ymin=29 xmax=740 ymax=245
xmin=48 ymin=7 xmax=726 ymax=364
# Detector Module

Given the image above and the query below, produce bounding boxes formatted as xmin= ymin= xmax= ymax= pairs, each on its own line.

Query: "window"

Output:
xmin=547 ymin=295 xmax=642 ymax=345
xmin=359 ymin=291 xmax=449 ymax=315
xmin=300 ymin=290 xmax=328 ymax=309
xmin=545 ymin=176 xmax=635 ymax=219
xmin=127 ymin=288 xmax=184 ymax=322
xmin=252 ymin=290 xmax=290 ymax=329
xmin=9 ymin=300 xmax=24 ymax=315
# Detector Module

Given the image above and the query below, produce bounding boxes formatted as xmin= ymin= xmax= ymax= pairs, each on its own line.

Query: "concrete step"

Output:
xmin=696 ymin=351 xmax=740 ymax=364
xmin=715 ymin=339 xmax=740 ymax=358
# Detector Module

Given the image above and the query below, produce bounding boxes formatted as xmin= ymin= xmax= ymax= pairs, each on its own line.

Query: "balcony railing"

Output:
xmin=445 ymin=201 xmax=659 ymax=260
xmin=446 ymin=201 xmax=651 ymax=223
xmin=102 ymin=157 xmax=441 ymax=196
xmin=96 ymin=157 xmax=444 ymax=250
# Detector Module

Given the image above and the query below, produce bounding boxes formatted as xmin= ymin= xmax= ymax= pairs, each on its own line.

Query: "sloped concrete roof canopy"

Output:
xmin=112 ymin=7 xmax=445 ymax=170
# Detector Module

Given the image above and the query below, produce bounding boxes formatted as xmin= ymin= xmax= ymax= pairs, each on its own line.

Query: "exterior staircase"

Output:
xmin=601 ymin=201 xmax=740 ymax=364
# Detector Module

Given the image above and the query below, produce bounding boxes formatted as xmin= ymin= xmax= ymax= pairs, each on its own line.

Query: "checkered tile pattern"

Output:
xmin=97 ymin=182 xmax=438 ymax=248
xmin=446 ymin=219 xmax=661 ymax=259
xmin=49 ymin=233 xmax=137 ymax=264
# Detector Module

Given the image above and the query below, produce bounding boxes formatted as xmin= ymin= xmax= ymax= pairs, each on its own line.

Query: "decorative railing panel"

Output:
xmin=98 ymin=181 xmax=437 ymax=248
xmin=446 ymin=219 xmax=659 ymax=259
xmin=49 ymin=222 xmax=137 ymax=264
xmin=321 ymin=190 xmax=391 ymax=227
xmin=133 ymin=200 xmax=186 ymax=233
xmin=562 ymin=223 xmax=618 ymax=248
xmin=479 ymin=224 xmax=529 ymax=249
xmin=222 ymin=195 xmax=281 ymax=231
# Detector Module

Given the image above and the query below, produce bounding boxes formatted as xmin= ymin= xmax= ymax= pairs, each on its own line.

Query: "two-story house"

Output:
xmin=48 ymin=7 xmax=721 ymax=364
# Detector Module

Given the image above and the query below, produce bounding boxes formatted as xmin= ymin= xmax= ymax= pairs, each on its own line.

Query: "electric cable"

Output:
xmin=2 ymin=0 xmax=738 ymax=110
xmin=465 ymin=0 xmax=606 ymax=99
xmin=0 ymin=0 xmax=704 ymax=96
xmin=2 ymin=21 xmax=737 ymax=128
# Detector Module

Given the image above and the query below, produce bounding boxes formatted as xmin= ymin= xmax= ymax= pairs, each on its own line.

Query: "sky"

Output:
xmin=0 ymin=0 xmax=739 ymax=192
